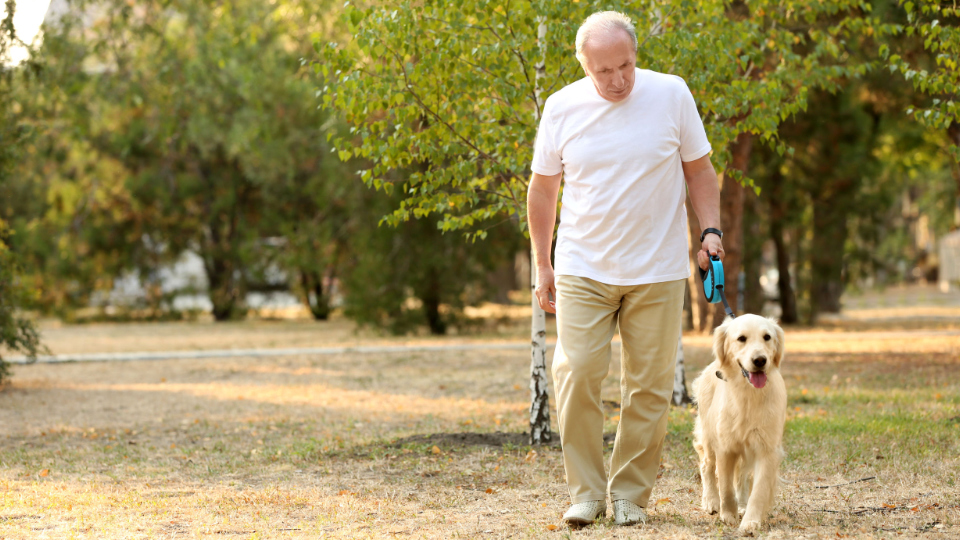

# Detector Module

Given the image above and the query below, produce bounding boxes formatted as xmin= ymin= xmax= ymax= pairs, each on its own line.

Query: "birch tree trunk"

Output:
xmin=528 ymin=15 xmax=551 ymax=445
xmin=672 ymin=333 xmax=692 ymax=406
xmin=529 ymin=255 xmax=551 ymax=444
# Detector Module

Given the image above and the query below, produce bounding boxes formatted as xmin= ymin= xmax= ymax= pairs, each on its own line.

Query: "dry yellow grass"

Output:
xmin=0 ymin=316 xmax=958 ymax=539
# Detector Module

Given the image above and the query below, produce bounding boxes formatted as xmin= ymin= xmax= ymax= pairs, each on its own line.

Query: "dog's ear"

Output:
xmin=768 ymin=317 xmax=785 ymax=367
xmin=712 ymin=317 xmax=733 ymax=366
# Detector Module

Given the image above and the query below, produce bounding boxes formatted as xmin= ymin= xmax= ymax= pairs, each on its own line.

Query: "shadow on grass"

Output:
xmin=387 ymin=430 xmax=617 ymax=450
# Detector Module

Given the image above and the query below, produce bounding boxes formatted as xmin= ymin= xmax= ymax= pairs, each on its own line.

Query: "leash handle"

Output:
xmin=699 ymin=254 xmax=736 ymax=319
xmin=699 ymin=255 xmax=724 ymax=304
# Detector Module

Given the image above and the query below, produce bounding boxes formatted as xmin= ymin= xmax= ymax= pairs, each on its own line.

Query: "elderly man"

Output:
xmin=527 ymin=11 xmax=724 ymax=526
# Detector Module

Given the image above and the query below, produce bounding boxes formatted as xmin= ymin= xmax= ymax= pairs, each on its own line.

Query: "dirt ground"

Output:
xmin=1 ymin=297 xmax=959 ymax=539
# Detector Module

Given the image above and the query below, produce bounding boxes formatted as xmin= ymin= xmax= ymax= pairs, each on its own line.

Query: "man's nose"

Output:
xmin=613 ymin=71 xmax=624 ymax=87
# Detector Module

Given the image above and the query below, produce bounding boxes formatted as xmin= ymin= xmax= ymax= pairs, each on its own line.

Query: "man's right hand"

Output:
xmin=534 ymin=266 xmax=557 ymax=314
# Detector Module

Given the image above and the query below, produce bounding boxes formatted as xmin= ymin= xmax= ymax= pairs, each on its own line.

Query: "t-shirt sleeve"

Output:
xmin=677 ymin=80 xmax=712 ymax=162
xmin=531 ymin=99 xmax=563 ymax=176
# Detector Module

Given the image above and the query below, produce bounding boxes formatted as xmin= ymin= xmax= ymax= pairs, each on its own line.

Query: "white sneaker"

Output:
xmin=613 ymin=499 xmax=646 ymax=526
xmin=562 ymin=500 xmax=606 ymax=525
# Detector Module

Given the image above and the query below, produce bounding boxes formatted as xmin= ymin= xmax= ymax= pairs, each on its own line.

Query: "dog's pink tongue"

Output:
xmin=749 ymin=372 xmax=767 ymax=389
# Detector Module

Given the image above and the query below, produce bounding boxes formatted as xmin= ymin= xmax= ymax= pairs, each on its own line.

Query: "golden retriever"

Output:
xmin=692 ymin=315 xmax=786 ymax=534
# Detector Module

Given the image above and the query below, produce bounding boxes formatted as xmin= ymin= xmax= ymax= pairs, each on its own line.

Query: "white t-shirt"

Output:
xmin=531 ymin=68 xmax=712 ymax=286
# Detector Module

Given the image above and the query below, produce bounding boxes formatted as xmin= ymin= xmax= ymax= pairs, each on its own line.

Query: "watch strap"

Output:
xmin=700 ymin=227 xmax=723 ymax=243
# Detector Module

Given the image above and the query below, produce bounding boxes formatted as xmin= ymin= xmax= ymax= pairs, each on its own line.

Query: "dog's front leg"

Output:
xmin=716 ymin=451 xmax=739 ymax=526
xmin=739 ymin=452 xmax=780 ymax=533
xmin=697 ymin=442 xmax=720 ymax=514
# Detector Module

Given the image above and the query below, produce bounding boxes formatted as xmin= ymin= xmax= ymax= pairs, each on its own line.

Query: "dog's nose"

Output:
xmin=753 ymin=356 xmax=767 ymax=368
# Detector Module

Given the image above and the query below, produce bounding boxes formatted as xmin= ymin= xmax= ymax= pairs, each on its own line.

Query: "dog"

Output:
xmin=692 ymin=314 xmax=786 ymax=534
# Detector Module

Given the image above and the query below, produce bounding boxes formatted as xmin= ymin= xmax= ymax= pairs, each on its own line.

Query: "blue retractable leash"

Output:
xmin=698 ymin=254 xmax=749 ymax=382
xmin=698 ymin=254 xmax=736 ymax=320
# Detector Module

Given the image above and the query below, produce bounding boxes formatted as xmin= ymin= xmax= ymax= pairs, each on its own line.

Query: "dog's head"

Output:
xmin=713 ymin=314 xmax=784 ymax=389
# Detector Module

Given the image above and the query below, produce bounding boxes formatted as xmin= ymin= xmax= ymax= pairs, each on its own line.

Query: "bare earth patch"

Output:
xmin=0 ymin=316 xmax=958 ymax=539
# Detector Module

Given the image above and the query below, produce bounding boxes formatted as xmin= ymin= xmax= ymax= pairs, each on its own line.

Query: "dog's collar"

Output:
xmin=715 ymin=367 xmax=751 ymax=382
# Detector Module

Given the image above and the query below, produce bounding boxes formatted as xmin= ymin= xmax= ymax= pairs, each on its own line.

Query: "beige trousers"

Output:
xmin=552 ymin=275 xmax=685 ymax=507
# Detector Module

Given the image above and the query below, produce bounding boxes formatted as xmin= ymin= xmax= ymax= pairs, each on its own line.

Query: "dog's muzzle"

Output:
xmin=745 ymin=358 xmax=768 ymax=389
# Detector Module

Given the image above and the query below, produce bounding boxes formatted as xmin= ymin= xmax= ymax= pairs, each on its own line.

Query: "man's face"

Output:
xmin=580 ymin=30 xmax=636 ymax=103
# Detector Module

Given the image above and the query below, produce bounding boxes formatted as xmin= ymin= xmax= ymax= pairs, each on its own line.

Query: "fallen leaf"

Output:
xmin=610 ymin=415 xmax=621 ymax=422
xmin=524 ymin=450 xmax=538 ymax=463
xmin=546 ymin=524 xmax=558 ymax=531
xmin=655 ymin=498 xmax=671 ymax=505
xmin=431 ymin=445 xmax=441 ymax=455
xmin=38 ymin=469 xmax=49 ymax=477
xmin=513 ymin=384 xmax=522 ymax=390
xmin=882 ymin=503 xmax=897 ymax=509
xmin=338 ymin=490 xmax=351 ymax=496
xmin=801 ymin=388 xmax=808 ymax=395
xmin=485 ymin=488 xmax=495 ymax=494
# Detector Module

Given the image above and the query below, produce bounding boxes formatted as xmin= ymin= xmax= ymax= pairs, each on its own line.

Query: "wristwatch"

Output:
xmin=700 ymin=227 xmax=723 ymax=243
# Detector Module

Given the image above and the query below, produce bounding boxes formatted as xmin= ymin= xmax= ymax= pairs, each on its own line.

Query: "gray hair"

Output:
xmin=575 ymin=11 xmax=638 ymax=65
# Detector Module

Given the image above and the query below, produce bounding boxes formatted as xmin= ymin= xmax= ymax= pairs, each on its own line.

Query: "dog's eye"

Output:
xmin=763 ymin=334 xmax=771 ymax=341
xmin=737 ymin=335 xmax=746 ymax=343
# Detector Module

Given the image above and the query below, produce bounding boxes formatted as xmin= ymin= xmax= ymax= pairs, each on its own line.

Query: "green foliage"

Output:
xmin=0 ymin=0 xmax=43 ymax=379
xmin=339 ymin=187 xmax=522 ymax=335
xmin=15 ymin=0 xmax=349 ymax=321
xmin=318 ymin=0 xmax=889 ymax=235
xmin=892 ymin=0 xmax=960 ymax=160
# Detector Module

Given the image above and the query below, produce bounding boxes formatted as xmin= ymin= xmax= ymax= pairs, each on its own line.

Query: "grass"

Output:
xmin=0 ymin=316 xmax=958 ymax=538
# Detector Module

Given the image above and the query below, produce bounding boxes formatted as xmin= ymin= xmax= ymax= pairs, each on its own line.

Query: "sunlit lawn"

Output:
xmin=0 ymin=318 xmax=958 ymax=538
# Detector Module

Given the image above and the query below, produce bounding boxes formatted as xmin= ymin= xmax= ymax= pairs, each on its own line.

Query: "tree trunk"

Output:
xmin=528 ymin=15 xmax=551 ymax=445
xmin=422 ymin=267 xmax=446 ymax=335
xmin=203 ymin=216 xmax=244 ymax=322
xmin=742 ymin=185 xmax=764 ymax=314
xmin=767 ymin=175 xmax=798 ymax=324
xmin=529 ymin=249 xmax=551 ymax=444
xmin=686 ymin=195 xmax=713 ymax=332
xmin=300 ymin=269 xmax=331 ymax=321
xmin=810 ymin=182 xmax=852 ymax=317
xmin=206 ymin=253 xmax=243 ymax=321
xmin=713 ymin=131 xmax=753 ymax=326
xmin=949 ymin=122 xmax=960 ymax=226
xmin=672 ymin=333 xmax=692 ymax=406
xmin=682 ymin=278 xmax=693 ymax=331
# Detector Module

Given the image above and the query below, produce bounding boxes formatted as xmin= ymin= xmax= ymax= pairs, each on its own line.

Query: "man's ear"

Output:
xmin=712 ymin=317 xmax=732 ymax=366
xmin=768 ymin=317 xmax=785 ymax=367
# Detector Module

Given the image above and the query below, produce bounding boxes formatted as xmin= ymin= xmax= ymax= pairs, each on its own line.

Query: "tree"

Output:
xmin=319 ymin=0 xmax=886 ymax=439
xmin=0 ymin=0 xmax=42 ymax=380
xmin=892 ymin=0 xmax=960 ymax=196
xmin=19 ymin=0 xmax=348 ymax=321
xmin=339 ymin=186 xmax=522 ymax=335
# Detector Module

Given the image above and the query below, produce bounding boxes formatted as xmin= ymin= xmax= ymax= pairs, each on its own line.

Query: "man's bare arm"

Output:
xmin=682 ymin=154 xmax=724 ymax=270
xmin=527 ymin=171 xmax=562 ymax=314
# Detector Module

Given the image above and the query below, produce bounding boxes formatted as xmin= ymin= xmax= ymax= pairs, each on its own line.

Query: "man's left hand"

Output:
xmin=697 ymin=234 xmax=724 ymax=270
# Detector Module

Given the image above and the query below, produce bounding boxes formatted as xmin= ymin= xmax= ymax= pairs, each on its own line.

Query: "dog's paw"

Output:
xmin=720 ymin=510 xmax=738 ymax=526
xmin=739 ymin=520 xmax=761 ymax=535
xmin=702 ymin=496 xmax=720 ymax=515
